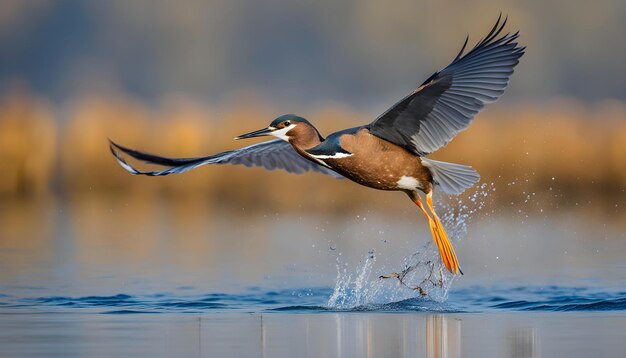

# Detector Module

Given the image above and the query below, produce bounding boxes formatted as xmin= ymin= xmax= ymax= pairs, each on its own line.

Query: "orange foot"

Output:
xmin=410 ymin=191 xmax=462 ymax=275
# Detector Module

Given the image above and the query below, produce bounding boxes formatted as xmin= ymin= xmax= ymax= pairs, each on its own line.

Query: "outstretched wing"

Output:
xmin=369 ymin=15 xmax=525 ymax=156
xmin=109 ymin=139 xmax=343 ymax=178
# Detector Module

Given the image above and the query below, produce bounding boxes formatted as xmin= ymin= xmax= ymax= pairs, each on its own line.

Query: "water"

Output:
xmin=2 ymin=286 xmax=626 ymax=357
xmin=2 ymin=192 xmax=626 ymax=356
xmin=1 ymin=312 xmax=624 ymax=358
xmin=2 ymin=285 xmax=626 ymax=314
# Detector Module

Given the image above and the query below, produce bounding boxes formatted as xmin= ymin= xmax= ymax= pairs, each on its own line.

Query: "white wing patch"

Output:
xmin=396 ymin=175 xmax=421 ymax=190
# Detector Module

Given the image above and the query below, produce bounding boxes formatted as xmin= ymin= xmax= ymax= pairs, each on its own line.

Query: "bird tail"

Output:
xmin=421 ymin=158 xmax=480 ymax=195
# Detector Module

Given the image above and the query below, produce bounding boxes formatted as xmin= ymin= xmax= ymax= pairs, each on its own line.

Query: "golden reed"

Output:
xmin=1 ymin=91 xmax=625 ymax=213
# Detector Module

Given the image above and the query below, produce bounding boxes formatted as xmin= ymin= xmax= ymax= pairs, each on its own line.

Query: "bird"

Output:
xmin=109 ymin=16 xmax=524 ymax=275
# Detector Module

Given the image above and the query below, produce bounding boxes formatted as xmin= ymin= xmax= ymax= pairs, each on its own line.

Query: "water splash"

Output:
xmin=326 ymin=243 xmax=457 ymax=310
xmin=327 ymin=250 xmax=377 ymax=308
xmin=326 ymin=183 xmax=494 ymax=309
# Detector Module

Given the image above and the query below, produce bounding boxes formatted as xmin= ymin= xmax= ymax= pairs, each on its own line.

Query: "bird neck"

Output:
xmin=288 ymin=124 xmax=323 ymax=151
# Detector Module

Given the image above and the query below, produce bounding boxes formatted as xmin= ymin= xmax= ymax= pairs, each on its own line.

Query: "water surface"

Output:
xmin=2 ymin=196 xmax=626 ymax=357
xmin=1 ymin=312 xmax=625 ymax=357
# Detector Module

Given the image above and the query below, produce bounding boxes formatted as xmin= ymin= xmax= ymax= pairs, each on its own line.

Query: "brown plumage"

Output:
xmin=321 ymin=127 xmax=432 ymax=192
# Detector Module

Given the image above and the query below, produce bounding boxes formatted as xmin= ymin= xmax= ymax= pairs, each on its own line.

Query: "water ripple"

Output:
xmin=1 ymin=286 xmax=625 ymax=314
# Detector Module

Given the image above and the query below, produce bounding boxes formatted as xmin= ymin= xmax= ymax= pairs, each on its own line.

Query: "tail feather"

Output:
xmin=421 ymin=158 xmax=480 ymax=195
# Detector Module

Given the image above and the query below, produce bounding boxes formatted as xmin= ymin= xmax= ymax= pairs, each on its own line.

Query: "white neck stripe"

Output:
xmin=309 ymin=152 xmax=353 ymax=160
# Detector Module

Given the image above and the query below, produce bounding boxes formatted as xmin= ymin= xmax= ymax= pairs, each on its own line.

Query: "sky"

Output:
xmin=1 ymin=0 xmax=625 ymax=111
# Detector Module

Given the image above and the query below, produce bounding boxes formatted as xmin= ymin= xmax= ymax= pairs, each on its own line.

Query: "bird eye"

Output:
xmin=284 ymin=120 xmax=291 ymax=126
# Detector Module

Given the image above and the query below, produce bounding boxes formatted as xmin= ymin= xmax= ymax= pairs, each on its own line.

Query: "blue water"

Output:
xmin=2 ymin=285 xmax=625 ymax=314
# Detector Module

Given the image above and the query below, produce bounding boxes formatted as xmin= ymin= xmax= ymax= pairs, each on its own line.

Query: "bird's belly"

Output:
xmin=325 ymin=151 xmax=430 ymax=192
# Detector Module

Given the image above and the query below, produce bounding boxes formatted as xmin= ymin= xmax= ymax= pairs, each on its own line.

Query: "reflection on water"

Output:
xmin=426 ymin=315 xmax=461 ymax=358
xmin=0 ymin=313 xmax=461 ymax=358
xmin=508 ymin=327 xmax=538 ymax=358
xmin=2 ymin=194 xmax=626 ymax=299
xmin=2 ymin=312 xmax=626 ymax=358
xmin=259 ymin=314 xmax=461 ymax=358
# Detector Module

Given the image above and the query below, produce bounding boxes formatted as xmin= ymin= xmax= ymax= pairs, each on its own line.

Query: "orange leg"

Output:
xmin=426 ymin=192 xmax=461 ymax=275
xmin=409 ymin=191 xmax=461 ymax=275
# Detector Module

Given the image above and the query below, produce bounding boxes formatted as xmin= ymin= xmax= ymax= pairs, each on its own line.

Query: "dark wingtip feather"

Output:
xmin=108 ymin=139 xmax=197 ymax=167
xmin=453 ymin=14 xmax=523 ymax=68
xmin=451 ymin=15 xmax=523 ymax=69
xmin=108 ymin=138 xmax=127 ymax=153
xmin=109 ymin=138 xmax=179 ymax=176
xmin=477 ymin=13 xmax=503 ymax=47
xmin=109 ymin=140 xmax=140 ymax=175
xmin=453 ymin=35 xmax=470 ymax=62
xmin=490 ymin=15 xmax=508 ymax=43
xmin=475 ymin=14 xmax=511 ymax=48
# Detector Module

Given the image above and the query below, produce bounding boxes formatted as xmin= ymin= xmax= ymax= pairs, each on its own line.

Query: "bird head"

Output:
xmin=235 ymin=114 xmax=309 ymax=142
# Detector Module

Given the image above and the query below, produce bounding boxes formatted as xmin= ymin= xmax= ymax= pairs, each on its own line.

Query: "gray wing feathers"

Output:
xmin=370 ymin=16 xmax=524 ymax=156
xmin=421 ymin=158 xmax=480 ymax=195
xmin=109 ymin=139 xmax=343 ymax=178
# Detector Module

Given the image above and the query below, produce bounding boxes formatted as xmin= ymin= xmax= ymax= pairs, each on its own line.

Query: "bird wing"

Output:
xmin=368 ymin=15 xmax=525 ymax=156
xmin=109 ymin=139 xmax=344 ymax=178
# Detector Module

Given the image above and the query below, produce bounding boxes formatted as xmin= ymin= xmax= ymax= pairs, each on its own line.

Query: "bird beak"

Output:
xmin=235 ymin=127 xmax=274 ymax=140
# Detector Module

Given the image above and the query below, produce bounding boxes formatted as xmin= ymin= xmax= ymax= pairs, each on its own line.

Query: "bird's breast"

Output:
xmin=322 ymin=128 xmax=433 ymax=192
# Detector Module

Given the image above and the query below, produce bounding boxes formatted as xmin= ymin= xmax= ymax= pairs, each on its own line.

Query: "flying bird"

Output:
xmin=110 ymin=16 xmax=524 ymax=275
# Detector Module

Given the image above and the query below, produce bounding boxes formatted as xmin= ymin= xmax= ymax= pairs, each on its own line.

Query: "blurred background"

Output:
xmin=1 ymin=0 xmax=625 ymax=296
